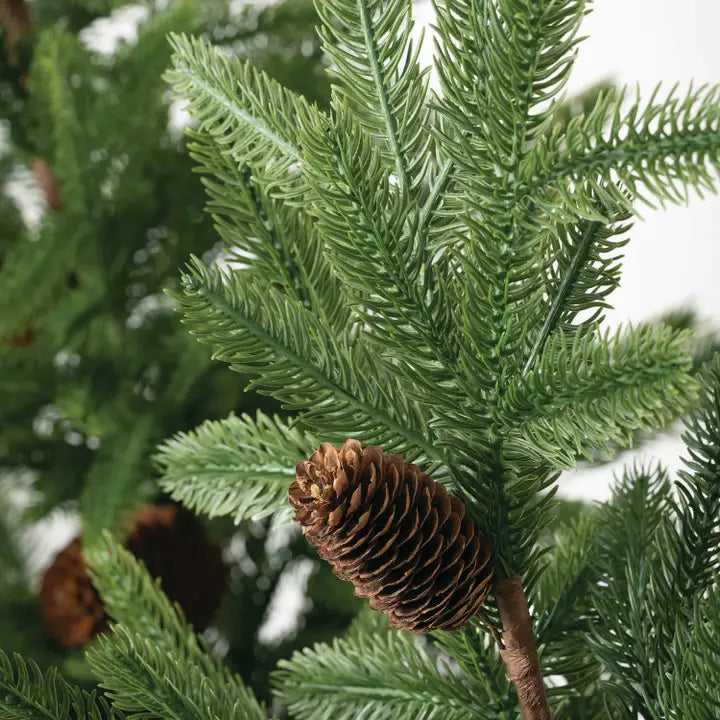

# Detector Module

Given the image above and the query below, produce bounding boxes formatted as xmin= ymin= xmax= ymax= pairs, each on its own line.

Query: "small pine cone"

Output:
xmin=39 ymin=504 xmax=226 ymax=647
xmin=38 ymin=538 xmax=107 ymax=648
xmin=124 ymin=504 xmax=226 ymax=632
xmin=289 ymin=440 xmax=494 ymax=632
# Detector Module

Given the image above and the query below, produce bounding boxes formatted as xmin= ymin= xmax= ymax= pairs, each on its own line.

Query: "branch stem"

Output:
xmin=495 ymin=575 xmax=551 ymax=720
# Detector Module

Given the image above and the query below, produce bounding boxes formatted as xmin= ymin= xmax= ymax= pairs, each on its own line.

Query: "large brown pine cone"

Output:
xmin=39 ymin=504 xmax=226 ymax=648
xmin=289 ymin=440 xmax=494 ymax=632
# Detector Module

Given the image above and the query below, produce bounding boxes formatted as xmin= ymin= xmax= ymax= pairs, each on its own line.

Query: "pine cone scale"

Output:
xmin=289 ymin=440 xmax=494 ymax=633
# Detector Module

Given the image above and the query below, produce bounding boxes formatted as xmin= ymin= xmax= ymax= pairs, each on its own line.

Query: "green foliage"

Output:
xmin=173 ymin=258 xmax=439 ymax=464
xmin=163 ymin=0 xmax=714 ymax=587
xmin=85 ymin=538 xmax=265 ymax=720
xmin=155 ymin=411 xmax=312 ymax=524
xmin=160 ymin=0 xmax=720 ymax=716
xmin=0 ymin=650 xmax=122 ymax=720
xmin=527 ymin=84 xmax=720 ymax=220
xmin=505 ymin=324 xmax=698 ymax=468
xmin=274 ymin=623 xmax=494 ymax=720
xmin=186 ymin=129 xmax=349 ymax=330
xmin=315 ymin=0 xmax=431 ymax=197
xmin=432 ymin=620 xmax=515 ymax=717
xmin=660 ymin=587 xmax=720 ymax=720
xmin=541 ymin=361 xmax=720 ymax=718
xmin=2 ymin=0 xmax=361 ymax=705
xmin=165 ymin=33 xmax=310 ymax=197
xmin=4 ymin=0 xmax=720 ymax=717
xmin=534 ymin=512 xmax=603 ymax=707
xmin=529 ymin=200 xmax=631 ymax=360
xmin=81 ymin=416 xmax=157 ymax=544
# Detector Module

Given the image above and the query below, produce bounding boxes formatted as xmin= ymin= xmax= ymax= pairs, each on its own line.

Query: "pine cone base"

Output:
xmin=289 ymin=440 xmax=493 ymax=632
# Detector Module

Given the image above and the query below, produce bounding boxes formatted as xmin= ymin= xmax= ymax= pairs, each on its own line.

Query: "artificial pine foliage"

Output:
xmin=3 ymin=0 xmax=720 ymax=718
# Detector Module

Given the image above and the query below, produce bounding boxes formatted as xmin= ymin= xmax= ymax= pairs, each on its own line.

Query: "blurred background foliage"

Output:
xmin=0 ymin=0 xmax=359 ymax=704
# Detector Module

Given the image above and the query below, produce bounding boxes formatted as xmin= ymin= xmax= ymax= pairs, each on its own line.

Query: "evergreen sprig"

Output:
xmin=504 ymin=324 xmax=698 ymax=468
xmin=0 ymin=650 xmax=123 ymax=720
xmin=155 ymin=411 xmax=313 ymax=524
xmin=315 ymin=0 xmax=431 ymax=197
xmin=165 ymin=33 xmax=311 ymax=197
xmin=274 ymin=624 xmax=492 ymax=720
xmin=527 ymin=84 xmax=720 ymax=220
xmin=164 ymin=16 xmax=705 ymax=581
xmin=155 ymin=0 xmax=720 ymax=714
xmin=173 ymin=257 xmax=442 ymax=464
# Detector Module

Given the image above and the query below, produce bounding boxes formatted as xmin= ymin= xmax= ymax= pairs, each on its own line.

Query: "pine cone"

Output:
xmin=39 ymin=504 xmax=226 ymax=647
xmin=38 ymin=538 xmax=107 ymax=648
xmin=125 ymin=504 xmax=226 ymax=632
xmin=289 ymin=440 xmax=494 ymax=632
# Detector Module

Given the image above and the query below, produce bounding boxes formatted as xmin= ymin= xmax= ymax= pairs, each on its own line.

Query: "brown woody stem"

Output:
xmin=495 ymin=575 xmax=551 ymax=720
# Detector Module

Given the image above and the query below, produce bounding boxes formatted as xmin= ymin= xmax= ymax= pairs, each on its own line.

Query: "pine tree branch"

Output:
xmin=299 ymin=107 xmax=463 ymax=404
xmin=433 ymin=0 xmax=590 ymax=374
xmin=188 ymin=130 xmax=350 ymax=331
xmin=524 ymin=84 xmax=720 ymax=218
xmin=86 ymin=539 xmax=264 ymax=720
xmin=660 ymin=586 xmax=720 ymax=719
xmin=670 ymin=359 xmax=720 ymax=597
xmin=89 ymin=626 xmax=265 ymax=720
xmin=426 ymin=2 xmax=591 ymax=580
xmin=433 ymin=619 xmax=516 ymax=716
xmin=166 ymin=33 xmax=312 ymax=195
xmin=643 ymin=359 xmax=720 ymax=670
xmin=505 ymin=325 xmax=698 ymax=468
xmin=534 ymin=513 xmax=603 ymax=702
xmin=29 ymin=28 xmax=89 ymax=217
xmin=587 ymin=466 xmax=672 ymax=716
xmin=176 ymin=57 xmax=299 ymax=160
xmin=155 ymin=411 xmax=313 ymax=525
xmin=315 ymin=0 xmax=430 ymax=195
xmin=0 ymin=651 xmax=123 ymax=720
xmin=357 ymin=0 xmax=411 ymax=191
xmin=174 ymin=258 xmax=444 ymax=464
xmin=273 ymin=627 xmax=494 ymax=720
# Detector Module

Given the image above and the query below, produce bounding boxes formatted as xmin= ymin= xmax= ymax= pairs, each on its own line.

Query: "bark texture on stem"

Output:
xmin=495 ymin=575 xmax=551 ymax=720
